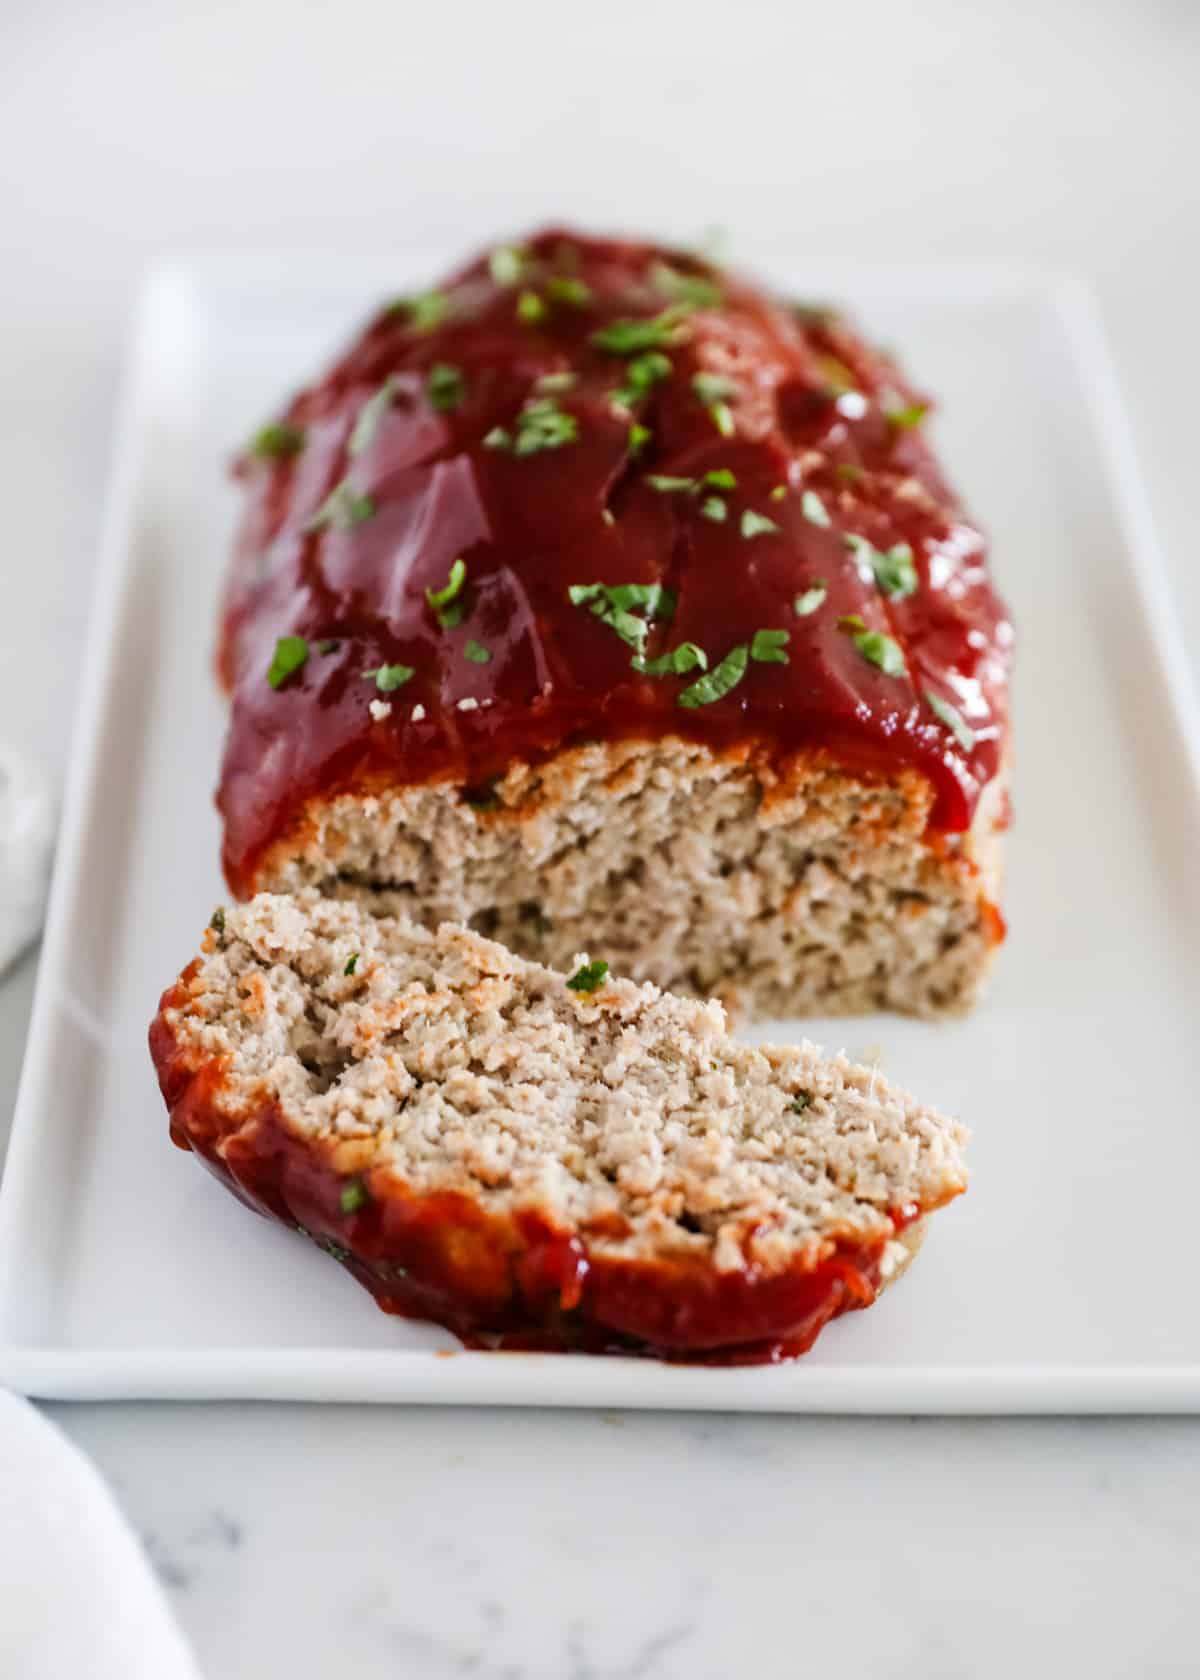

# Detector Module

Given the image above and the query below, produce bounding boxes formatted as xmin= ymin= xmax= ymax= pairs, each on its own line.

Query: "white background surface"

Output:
xmin=2 ymin=1 xmax=1198 ymax=1674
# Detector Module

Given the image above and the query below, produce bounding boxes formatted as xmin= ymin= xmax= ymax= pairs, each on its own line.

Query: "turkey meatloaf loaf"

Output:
xmin=217 ymin=228 xmax=1012 ymax=1019
xmin=150 ymin=894 xmax=968 ymax=1363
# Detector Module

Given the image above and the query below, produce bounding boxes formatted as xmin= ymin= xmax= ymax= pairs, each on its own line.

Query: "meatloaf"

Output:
xmin=150 ymin=894 xmax=968 ymax=1363
xmin=216 ymin=228 xmax=1012 ymax=1019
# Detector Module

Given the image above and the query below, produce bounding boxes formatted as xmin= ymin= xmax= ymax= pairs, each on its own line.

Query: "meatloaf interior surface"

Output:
xmin=151 ymin=893 xmax=968 ymax=1361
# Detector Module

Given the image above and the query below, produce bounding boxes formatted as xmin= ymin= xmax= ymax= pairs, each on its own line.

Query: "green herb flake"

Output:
xmin=700 ymin=495 xmax=727 ymax=522
xmin=362 ymin=663 xmax=415 ymax=693
xmin=502 ymin=397 xmax=578 ymax=455
xmin=692 ymin=372 xmax=738 ymax=406
xmin=394 ymin=290 xmax=450 ymax=333
xmin=704 ymin=468 xmax=736 ymax=489
xmin=791 ymin=1092 xmax=812 ymax=1114
xmin=426 ymin=557 xmax=467 ymax=626
xmin=617 ymin=350 xmax=673 ymax=405
xmin=315 ymin=638 xmax=341 ymax=655
xmin=769 ymin=484 xmax=788 ymax=501
xmin=340 ymin=1180 xmax=368 ymax=1215
xmin=926 ymin=689 xmax=976 ymax=751
xmin=568 ymin=580 xmax=675 ymax=653
xmin=427 ymin=363 xmax=466 ymax=412
xmin=841 ymin=623 xmax=907 ymax=678
xmin=646 ymin=474 xmax=697 ymax=494
xmin=464 ymin=639 xmax=492 ymax=664
xmin=566 ymin=959 xmax=610 ymax=994
xmin=591 ymin=307 xmax=689 ymax=356
xmin=677 ymin=642 xmax=749 ymax=708
xmin=633 ymin=641 xmax=708 ymax=676
xmin=886 ymin=401 xmax=929 ymax=430
xmin=836 ymin=463 xmax=866 ymax=483
xmin=845 ymin=534 xmax=918 ymax=600
xmin=651 ymin=262 xmax=723 ymax=309
xmin=267 ymin=634 xmax=309 ymax=689
xmin=306 ymin=482 xmax=375 ymax=533
xmin=793 ymin=581 xmax=828 ymax=617
xmin=350 ymin=375 xmax=401 ymax=457
xmin=750 ymin=628 xmax=790 ymax=664
xmin=628 ymin=421 xmax=651 ymax=456
xmin=517 ymin=289 xmax=546 ymax=324
xmin=741 ymin=509 xmax=780 ymax=539
xmin=250 ymin=421 xmax=305 ymax=461
xmin=489 ymin=245 xmax=526 ymax=286
xmin=536 ymin=370 xmax=578 ymax=395
xmin=546 ymin=275 xmax=592 ymax=308
xmin=483 ymin=426 xmax=512 ymax=450
xmin=801 ymin=490 xmax=831 ymax=528
xmin=708 ymin=400 xmax=735 ymax=437
xmin=209 ymin=907 xmax=226 ymax=935
xmin=344 ymin=953 xmax=359 ymax=976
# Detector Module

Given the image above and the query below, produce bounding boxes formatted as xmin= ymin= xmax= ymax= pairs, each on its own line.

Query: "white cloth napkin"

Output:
xmin=0 ymin=1391 xmax=203 ymax=1680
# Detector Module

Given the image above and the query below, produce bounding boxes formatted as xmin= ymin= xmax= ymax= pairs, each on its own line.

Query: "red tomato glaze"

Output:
xmin=217 ymin=228 xmax=1011 ymax=895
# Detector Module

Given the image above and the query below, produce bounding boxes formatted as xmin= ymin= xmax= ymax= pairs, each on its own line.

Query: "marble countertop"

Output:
xmin=3 ymin=1 xmax=1199 ymax=1674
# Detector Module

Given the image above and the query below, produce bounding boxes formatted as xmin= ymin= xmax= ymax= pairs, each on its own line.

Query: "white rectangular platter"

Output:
xmin=3 ymin=250 xmax=1199 ymax=1410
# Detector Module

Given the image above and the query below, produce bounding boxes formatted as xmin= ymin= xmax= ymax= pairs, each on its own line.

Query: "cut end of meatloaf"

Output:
xmin=256 ymin=737 xmax=1007 ymax=1022
xmin=150 ymin=893 xmax=968 ymax=1362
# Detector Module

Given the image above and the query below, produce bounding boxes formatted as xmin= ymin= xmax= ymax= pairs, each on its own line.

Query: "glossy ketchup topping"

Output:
xmin=217 ymin=228 xmax=1011 ymax=894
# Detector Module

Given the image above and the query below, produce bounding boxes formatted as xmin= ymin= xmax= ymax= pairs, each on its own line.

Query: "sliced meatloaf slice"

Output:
xmin=150 ymin=893 xmax=968 ymax=1363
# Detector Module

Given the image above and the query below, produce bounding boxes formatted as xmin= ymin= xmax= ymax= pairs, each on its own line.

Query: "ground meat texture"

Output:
xmin=150 ymin=894 xmax=968 ymax=1363
xmin=216 ymin=227 xmax=1011 ymax=1022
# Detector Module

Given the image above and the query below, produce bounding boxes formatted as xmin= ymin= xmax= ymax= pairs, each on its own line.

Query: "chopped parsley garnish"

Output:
xmin=692 ymin=372 xmax=738 ymax=405
xmin=926 ymin=689 xmax=976 ymax=751
xmin=633 ymin=641 xmax=708 ymax=676
xmin=209 ymin=907 xmax=226 ymax=934
xmin=741 ymin=509 xmax=779 ymax=539
xmin=536 ymin=370 xmax=578 ymax=394
xmin=567 ymin=959 xmax=610 ymax=994
xmin=648 ymin=468 xmax=735 ymax=498
xmin=546 ymin=275 xmax=592 ymax=308
xmin=267 ymin=635 xmax=309 ymax=689
xmin=677 ymin=642 xmax=749 ymax=707
xmin=362 ymin=663 xmax=414 ymax=692
xmin=628 ymin=421 xmax=652 ymax=456
xmin=489 ymin=245 xmax=526 ymax=285
xmin=350 ymin=375 xmax=401 ymax=456
xmin=800 ymin=490 xmax=831 ymax=528
xmin=568 ymin=580 xmax=676 ymax=652
xmin=791 ymin=1092 xmax=812 ymax=1114
xmin=845 ymin=534 xmax=918 ymax=600
xmin=839 ymin=620 xmax=907 ymax=677
xmin=794 ymin=581 xmax=828 ymax=617
xmin=750 ymin=628 xmax=790 ymax=664
xmin=393 ymin=290 xmax=450 ymax=333
xmin=427 ymin=363 xmax=466 ymax=412
xmin=591 ymin=307 xmax=689 ymax=355
xmin=340 ymin=1180 xmax=369 ymax=1214
xmin=700 ymin=495 xmax=726 ymax=522
xmin=426 ymin=557 xmax=467 ymax=627
xmin=517 ymin=289 xmax=546 ymax=324
xmin=770 ymin=484 xmax=788 ymax=501
xmin=616 ymin=350 xmax=673 ymax=406
xmin=464 ymin=639 xmax=491 ymax=664
xmin=315 ymin=638 xmax=341 ymax=654
xmin=836 ymin=463 xmax=866 ymax=483
xmin=816 ymin=353 xmax=856 ymax=393
xmin=483 ymin=426 xmax=511 ymax=450
xmin=485 ymin=397 xmax=578 ymax=457
xmin=886 ymin=401 xmax=929 ymax=430
xmin=250 ymin=421 xmax=305 ymax=461
xmin=344 ymin=953 xmax=359 ymax=976
xmin=306 ymin=481 xmax=375 ymax=532
xmin=708 ymin=401 xmax=735 ymax=437
xmin=651 ymin=262 xmax=723 ymax=309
